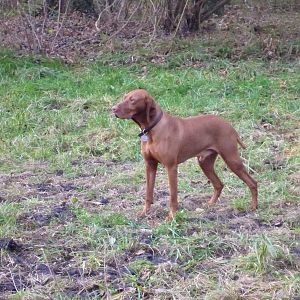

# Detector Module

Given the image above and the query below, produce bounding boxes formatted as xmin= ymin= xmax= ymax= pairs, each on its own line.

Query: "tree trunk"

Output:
xmin=163 ymin=0 xmax=229 ymax=34
xmin=164 ymin=0 xmax=173 ymax=33
xmin=186 ymin=0 xmax=205 ymax=32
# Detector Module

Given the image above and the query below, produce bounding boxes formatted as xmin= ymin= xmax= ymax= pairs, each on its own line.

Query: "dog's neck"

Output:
xmin=132 ymin=106 xmax=163 ymax=131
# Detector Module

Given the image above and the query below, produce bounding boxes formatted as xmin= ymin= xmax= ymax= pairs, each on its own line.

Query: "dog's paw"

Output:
xmin=165 ymin=213 xmax=175 ymax=222
xmin=250 ymin=204 xmax=258 ymax=211
xmin=207 ymin=200 xmax=217 ymax=206
xmin=137 ymin=208 xmax=149 ymax=219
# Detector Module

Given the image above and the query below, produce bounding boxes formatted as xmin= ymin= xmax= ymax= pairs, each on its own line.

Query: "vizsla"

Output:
xmin=112 ymin=89 xmax=258 ymax=221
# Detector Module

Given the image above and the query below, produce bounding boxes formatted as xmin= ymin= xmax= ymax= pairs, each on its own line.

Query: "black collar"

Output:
xmin=134 ymin=111 xmax=163 ymax=137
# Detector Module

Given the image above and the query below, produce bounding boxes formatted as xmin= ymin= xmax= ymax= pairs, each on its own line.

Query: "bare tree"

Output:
xmin=163 ymin=0 xmax=230 ymax=33
xmin=94 ymin=0 xmax=230 ymax=35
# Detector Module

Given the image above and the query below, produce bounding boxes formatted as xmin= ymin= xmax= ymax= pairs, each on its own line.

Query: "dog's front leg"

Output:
xmin=137 ymin=158 xmax=158 ymax=218
xmin=166 ymin=165 xmax=178 ymax=221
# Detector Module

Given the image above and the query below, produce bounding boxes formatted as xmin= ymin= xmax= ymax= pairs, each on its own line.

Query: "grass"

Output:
xmin=0 ymin=49 xmax=299 ymax=299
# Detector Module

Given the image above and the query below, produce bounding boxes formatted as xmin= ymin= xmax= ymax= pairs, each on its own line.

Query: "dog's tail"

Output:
xmin=237 ymin=136 xmax=247 ymax=149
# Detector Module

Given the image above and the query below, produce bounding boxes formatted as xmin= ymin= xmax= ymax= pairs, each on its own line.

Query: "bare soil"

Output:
xmin=1 ymin=156 xmax=299 ymax=297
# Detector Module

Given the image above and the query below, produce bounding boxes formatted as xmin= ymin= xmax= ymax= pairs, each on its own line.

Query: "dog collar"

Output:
xmin=138 ymin=111 xmax=163 ymax=137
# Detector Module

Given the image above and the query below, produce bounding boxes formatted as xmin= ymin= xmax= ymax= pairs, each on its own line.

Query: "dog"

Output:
xmin=112 ymin=89 xmax=258 ymax=220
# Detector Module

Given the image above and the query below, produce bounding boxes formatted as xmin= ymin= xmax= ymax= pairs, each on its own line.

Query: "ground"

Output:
xmin=1 ymin=155 xmax=300 ymax=299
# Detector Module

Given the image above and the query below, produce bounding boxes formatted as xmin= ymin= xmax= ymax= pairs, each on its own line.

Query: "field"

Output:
xmin=0 ymin=48 xmax=300 ymax=299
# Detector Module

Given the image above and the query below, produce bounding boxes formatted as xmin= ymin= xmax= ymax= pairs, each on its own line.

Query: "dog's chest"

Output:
xmin=141 ymin=141 xmax=171 ymax=164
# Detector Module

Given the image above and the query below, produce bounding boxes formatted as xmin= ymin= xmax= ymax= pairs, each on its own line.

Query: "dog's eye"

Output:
xmin=129 ymin=98 xmax=135 ymax=103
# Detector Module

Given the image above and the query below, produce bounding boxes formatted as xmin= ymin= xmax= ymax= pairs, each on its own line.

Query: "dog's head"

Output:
xmin=112 ymin=89 xmax=156 ymax=123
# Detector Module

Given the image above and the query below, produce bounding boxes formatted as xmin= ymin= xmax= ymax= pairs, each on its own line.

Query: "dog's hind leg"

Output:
xmin=197 ymin=150 xmax=224 ymax=205
xmin=220 ymin=147 xmax=258 ymax=210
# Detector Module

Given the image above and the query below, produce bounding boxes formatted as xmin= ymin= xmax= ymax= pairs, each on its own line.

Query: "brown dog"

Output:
xmin=112 ymin=89 xmax=258 ymax=220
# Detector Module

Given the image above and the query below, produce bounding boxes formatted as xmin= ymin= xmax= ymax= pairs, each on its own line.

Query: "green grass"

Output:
xmin=1 ymin=52 xmax=299 ymax=172
xmin=0 ymin=49 xmax=299 ymax=299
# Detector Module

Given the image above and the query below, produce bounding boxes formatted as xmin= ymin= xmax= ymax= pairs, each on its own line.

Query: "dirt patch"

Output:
xmin=62 ymin=284 xmax=105 ymax=299
xmin=18 ymin=202 xmax=74 ymax=228
xmin=0 ymin=238 xmax=22 ymax=251
xmin=34 ymin=182 xmax=78 ymax=193
xmin=201 ymin=207 xmax=247 ymax=222
xmin=289 ymin=172 xmax=300 ymax=185
xmin=182 ymin=194 xmax=212 ymax=211
xmin=32 ymin=203 xmax=74 ymax=225
xmin=110 ymin=238 xmax=170 ymax=267
xmin=272 ymin=206 xmax=300 ymax=228
xmin=0 ymin=245 xmax=35 ymax=293
xmin=228 ymin=215 xmax=262 ymax=231
xmin=36 ymin=263 xmax=53 ymax=275
xmin=289 ymin=172 xmax=300 ymax=196
xmin=0 ymin=275 xmax=31 ymax=293
xmin=129 ymin=247 xmax=169 ymax=266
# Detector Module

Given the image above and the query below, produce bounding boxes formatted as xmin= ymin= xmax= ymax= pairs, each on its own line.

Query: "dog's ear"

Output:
xmin=145 ymin=95 xmax=156 ymax=124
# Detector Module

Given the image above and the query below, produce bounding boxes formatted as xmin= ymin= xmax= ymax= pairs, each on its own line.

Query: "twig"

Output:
xmin=172 ymin=0 xmax=189 ymax=38
xmin=8 ymin=255 xmax=19 ymax=292
xmin=104 ymin=1 xmax=141 ymax=44
xmin=40 ymin=0 xmax=49 ymax=51
xmin=50 ymin=0 xmax=71 ymax=54
xmin=19 ymin=0 xmax=43 ymax=52
xmin=117 ymin=0 xmax=126 ymax=21
xmin=146 ymin=0 xmax=158 ymax=46
xmin=95 ymin=0 xmax=119 ymax=32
